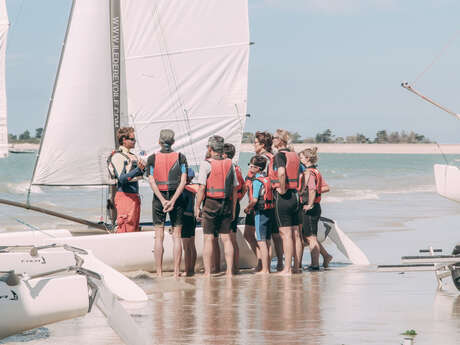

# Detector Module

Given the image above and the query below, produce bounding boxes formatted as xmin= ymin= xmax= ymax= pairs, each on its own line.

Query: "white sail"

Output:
xmin=0 ymin=0 xmax=9 ymax=158
xmin=121 ymin=0 xmax=250 ymax=165
xmin=32 ymin=0 xmax=115 ymax=186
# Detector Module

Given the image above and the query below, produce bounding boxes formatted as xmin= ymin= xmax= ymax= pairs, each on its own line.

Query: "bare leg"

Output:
xmin=244 ymin=225 xmax=261 ymax=270
xmin=307 ymin=235 xmax=320 ymax=267
xmin=256 ymin=241 xmax=270 ymax=274
xmin=173 ymin=226 xmax=183 ymax=277
xmin=191 ymin=236 xmax=197 ymax=274
xmin=272 ymin=233 xmax=284 ymax=271
xmin=293 ymin=226 xmax=302 ymax=273
xmin=220 ymin=233 xmax=234 ymax=276
xmin=230 ymin=232 xmax=239 ymax=274
xmin=319 ymin=242 xmax=333 ymax=268
xmin=182 ymin=238 xmax=191 ymax=275
xmin=212 ymin=237 xmax=221 ymax=273
xmin=154 ymin=226 xmax=165 ymax=277
xmin=278 ymin=226 xmax=294 ymax=275
xmin=203 ymin=234 xmax=214 ymax=277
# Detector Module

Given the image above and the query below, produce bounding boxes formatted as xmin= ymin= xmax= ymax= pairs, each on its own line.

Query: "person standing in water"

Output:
xmin=254 ymin=131 xmax=284 ymax=271
xmin=299 ymin=147 xmax=332 ymax=269
xmin=146 ymin=129 xmax=188 ymax=277
xmin=244 ymin=155 xmax=274 ymax=274
xmin=181 ymin=168 xmax=198 ymax=276
xmin=195 ymin=135 xmax=239 ymax=277
xmin=223 ymin=143 xmax=245 ymax=274
xmin=270 ymin=129 xmax=303 ymax=274
xmin=108 ymin=127 xmax=145 ymax=233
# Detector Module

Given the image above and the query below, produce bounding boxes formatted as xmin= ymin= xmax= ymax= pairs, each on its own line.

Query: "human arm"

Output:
xmin=303 ymin=171 xmax=317 ymax=211
xmin=194 ymin=184 xmax=205 ymax=221
xmin=277 ymin=166 xmax=287 ymax=195
xmin=148 ymin=175 xmax=168 ymax=208
xmin=163 ymin=172 xmax=187 ymax=213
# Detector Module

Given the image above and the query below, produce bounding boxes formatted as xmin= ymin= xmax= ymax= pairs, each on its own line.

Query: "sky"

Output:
xmin=4 ymin=0 xmax=460 ymax=143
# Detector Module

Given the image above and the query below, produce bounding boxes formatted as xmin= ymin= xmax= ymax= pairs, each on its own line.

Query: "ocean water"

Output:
xmin=1 ymin=152 xmax=460 ymax=344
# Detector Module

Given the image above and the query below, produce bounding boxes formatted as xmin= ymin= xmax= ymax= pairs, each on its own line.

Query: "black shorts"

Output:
xmin=274 ymin=189 xmax=300 ymax=228
xmin=245 ymin=211 xmax=255 ymax=227
xmin=152 ymin=190 xmax=184 ymax=227
xmin=202 ymin=198 xmax=233 ymax=235
xmin=181 ymin=214 xmax=196 ymax=238
xmin=230 ymin=201 xmax=241 ymax=233
xmin=302 ymin=203 xmax=321 ymax=237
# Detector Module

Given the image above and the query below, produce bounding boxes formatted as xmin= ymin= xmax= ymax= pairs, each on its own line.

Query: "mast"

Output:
xmin=0 ymin=0 xmax=9 ymax=158
xmin=108 ymin=0 xmax=122 ymax=225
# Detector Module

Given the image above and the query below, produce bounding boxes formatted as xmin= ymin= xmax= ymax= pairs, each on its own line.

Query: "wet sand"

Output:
xmin=2 ymin=266 xmax=459 ymax=345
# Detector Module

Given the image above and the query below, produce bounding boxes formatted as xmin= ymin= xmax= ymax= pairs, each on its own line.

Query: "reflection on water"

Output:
xmin=2 ymin=268 xmax=460 ymax=345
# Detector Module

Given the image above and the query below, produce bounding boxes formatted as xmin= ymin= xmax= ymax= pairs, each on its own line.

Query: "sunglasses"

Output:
xmin=126 ymin=137 xmax=136 ymax=142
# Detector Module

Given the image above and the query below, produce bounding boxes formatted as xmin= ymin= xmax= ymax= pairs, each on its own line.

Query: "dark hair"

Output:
xmin=250 ymin=155 xmax=267 ymax=171
xmin=223 ymin=143 xmax=236 ymax=159
xmin=255 ymin=131 xmax=273 ymax=153
xmin=117 ymin=127 xmax=135 ymax=145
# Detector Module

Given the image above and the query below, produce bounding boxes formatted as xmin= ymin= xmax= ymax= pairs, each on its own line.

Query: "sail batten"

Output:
xmin=0 ymin=0 xmax=9 ymax=158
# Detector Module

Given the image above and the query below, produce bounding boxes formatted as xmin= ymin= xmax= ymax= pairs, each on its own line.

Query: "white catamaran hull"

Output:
xmin=0 ymin=217 xmax=369 ymax=271
xmin=0 ymin=274 xmax=89 ymax=340
xmin=433 ymin=164 xmax=460 ymax=202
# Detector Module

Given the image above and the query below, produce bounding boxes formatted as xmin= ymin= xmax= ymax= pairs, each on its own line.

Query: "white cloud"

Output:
xmin=256 ymin=0 xmax=398 ymax=14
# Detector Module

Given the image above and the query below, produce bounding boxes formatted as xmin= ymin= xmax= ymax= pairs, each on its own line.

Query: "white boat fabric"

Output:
xmin=434 ymin=164 xmax=460 ymax=203
xmin=0 ymin=0 xmax=9 ymax=158
xmin=120 ymin=0 xmax=250 ymax=166
xmin=32 ymin=0 xmax=115 ymax=186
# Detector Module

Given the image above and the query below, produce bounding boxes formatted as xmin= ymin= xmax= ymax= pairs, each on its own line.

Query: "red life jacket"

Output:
xmin=248 ymin=174 xmax=274 ymax=210
xmin=269 ymin=151 xmax=300 ymax=190
xmin=185 ymin=183 xmax=199 ymax=194
xmin=308 ymin=167 xmax=323 ymax=204
xmin=234 ymin=165 xmax=245 ymax=200
xmin=206 ymin=158 xmax=233 ymax=199
xmin=153 ymin=152 xmax=182 ymax=191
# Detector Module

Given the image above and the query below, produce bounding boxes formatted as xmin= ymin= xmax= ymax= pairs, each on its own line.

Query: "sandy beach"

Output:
xmin=241 ymin=143 xmax=460 ymax=154
xmin=9 ymin=142 xmax=460 ymax=154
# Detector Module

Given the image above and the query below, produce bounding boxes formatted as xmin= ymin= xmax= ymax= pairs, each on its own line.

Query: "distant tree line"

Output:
xmin=8 ymin=128 xmax=43 ymax=143
xmin=242 ymin=129 xmax=431 ymax=144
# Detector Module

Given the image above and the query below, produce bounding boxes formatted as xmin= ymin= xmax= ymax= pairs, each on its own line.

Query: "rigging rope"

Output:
xmin=436 ymin=142 xmax=450 ymax=165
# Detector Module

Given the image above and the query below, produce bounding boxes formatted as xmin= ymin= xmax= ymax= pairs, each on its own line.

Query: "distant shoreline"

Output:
xmin=9 ymin=143 xmax=460 ymax=154
xmin=240 ymin=143 xmax=460 ymax=154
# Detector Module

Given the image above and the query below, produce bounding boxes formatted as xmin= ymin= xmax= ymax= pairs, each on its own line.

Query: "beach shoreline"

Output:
xmin=9 ymin=142 xmax=460 ymax=154
xmin=241 ymin=143 xmax=460 ymax=154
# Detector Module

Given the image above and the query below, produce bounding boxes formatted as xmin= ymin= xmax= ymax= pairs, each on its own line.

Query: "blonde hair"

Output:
xmin=300 ymin=146 xmax=319 ymax=164
xmin=275 ymin=129 xmax=294 ymax=151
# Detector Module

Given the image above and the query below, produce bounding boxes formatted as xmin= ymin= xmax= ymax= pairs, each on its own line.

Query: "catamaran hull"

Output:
xmin=0 ymin=274 xmax=89 ymax=340
xmin=433 ymin=164 xmax=460 ymax=202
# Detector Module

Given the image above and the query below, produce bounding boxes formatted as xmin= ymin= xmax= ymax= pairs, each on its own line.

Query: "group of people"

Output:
xmin=108 ymin=127 xmax=332 ymax=277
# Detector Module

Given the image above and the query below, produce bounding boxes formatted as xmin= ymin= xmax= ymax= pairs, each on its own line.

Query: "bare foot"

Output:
xmin=156 ymin=271 xmax=163 ymax=278
xmin=226 ymin=271 xmax=234 ymax=277
xmin=256 ymin=270 xmax=270 ymax=275
xmin=277 ymin=269 xmax=292 ymax=276
xmin=174 ymin=271 xmax=185 ymax=278
xmin=323 ymin=254 xmax=333 ymax=268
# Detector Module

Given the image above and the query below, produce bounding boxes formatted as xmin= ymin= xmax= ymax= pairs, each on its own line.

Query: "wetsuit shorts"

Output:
xmin=181 ymin=214 xmax=196 ymax=238
xmin=255 ymin=209 xmax=274 ymax=241
xmin=245 ymin=211 xmax=255 ymax=227
xmin=274 ymin=189 xmax=300 ymax=227
xmin=202 ymin=198 xmax=233 ymax=235
xmin=152 ymin=190 xmax=185 ymax=227
xmin=230 ymin=201 xmax=241 ymax=233
xmin=302 ymin=203 xmax=321 ymax=237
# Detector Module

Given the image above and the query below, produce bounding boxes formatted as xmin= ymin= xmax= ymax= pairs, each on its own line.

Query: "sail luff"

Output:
xmin=0 ymin=0 xmax=9 ymax=158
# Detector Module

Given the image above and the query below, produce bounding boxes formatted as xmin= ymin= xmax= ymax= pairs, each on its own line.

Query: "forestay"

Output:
xmin=121 ymin=0 xmax=250 ymax=166
xmin=0 ymin=0 xmax=8 ymax=158
xmin=32 ymin=0 xmax=116 ymax=186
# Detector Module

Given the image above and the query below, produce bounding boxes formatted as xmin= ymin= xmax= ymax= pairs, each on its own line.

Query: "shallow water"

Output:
xmin=1 ymin=153 xmax=460 ymax=344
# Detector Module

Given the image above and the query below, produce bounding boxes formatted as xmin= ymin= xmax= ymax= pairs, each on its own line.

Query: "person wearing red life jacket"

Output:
xmin=108 ymin=127 xmax=145 ymax=233
xmin=181 ymin=168 xmax=198 ymax=276
xmin=271 ymin=129 xmax=304 ymax=275
xmin=195 ymin=135 xmax=239 ymax=277
xmin=223 ymin=143 xmax=245 ymax=274
xmin=299 ymin=147 xmax=332 ymax=270
xmin=244 ymin=155 xmax=274 ymax=274
xmin=253 ymin=131 xmax=284 ymax=271
xmin=146 ymin=129 xmax=188 ymax=277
